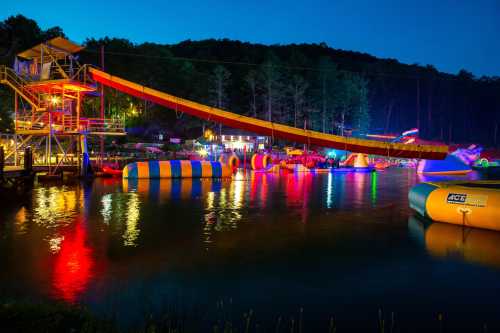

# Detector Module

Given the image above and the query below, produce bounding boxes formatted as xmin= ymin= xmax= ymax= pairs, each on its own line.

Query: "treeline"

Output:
xmin=1 ymin=15 xmax=499 ymax=146
xmin=81 ymin=38 xmax=370 ymax=139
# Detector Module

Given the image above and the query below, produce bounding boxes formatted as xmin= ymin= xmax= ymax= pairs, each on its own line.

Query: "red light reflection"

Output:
xmin=52 ymin=219 xmax=93 ymax=303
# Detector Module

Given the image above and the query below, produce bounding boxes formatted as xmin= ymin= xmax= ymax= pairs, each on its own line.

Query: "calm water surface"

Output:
xmin=1 ymin=169 xmax=499 ymax=331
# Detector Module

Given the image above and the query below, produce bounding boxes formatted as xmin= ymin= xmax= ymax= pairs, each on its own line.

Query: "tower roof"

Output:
xmin=17 ymin=37 xmax=84 ymax=60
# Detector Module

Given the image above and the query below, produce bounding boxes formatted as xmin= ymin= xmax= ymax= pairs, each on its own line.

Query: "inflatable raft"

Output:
xmin=123 ymin=160 xmax=231 ymax=179
xmin=409 ymin=181 xmax=500 ymax=231
xmin=102 ymin=165 xmax=123 ymax=177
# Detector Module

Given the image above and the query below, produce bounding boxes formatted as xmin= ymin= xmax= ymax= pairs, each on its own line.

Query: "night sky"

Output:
xmin=3 ymin=0 xmax=500 ymax=76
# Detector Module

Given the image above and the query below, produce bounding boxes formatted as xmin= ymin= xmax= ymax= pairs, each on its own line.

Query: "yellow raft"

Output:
xmin=409 ymin=181 xmax=500 ymax=231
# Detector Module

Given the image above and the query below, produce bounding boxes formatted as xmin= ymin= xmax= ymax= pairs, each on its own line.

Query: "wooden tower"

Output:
xmin=0 ymin=37 xmax=125 ymax=175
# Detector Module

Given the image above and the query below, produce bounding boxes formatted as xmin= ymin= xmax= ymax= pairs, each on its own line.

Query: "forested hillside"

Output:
xmin=1 ymin=15 xmax=499 ymax=146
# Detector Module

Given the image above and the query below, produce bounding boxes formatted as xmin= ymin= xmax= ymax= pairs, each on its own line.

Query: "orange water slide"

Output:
xmin=89 ymin=68 xmax=448 ymax=159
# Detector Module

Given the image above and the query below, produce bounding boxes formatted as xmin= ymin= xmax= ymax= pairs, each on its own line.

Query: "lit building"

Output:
xmin=214 ymin=130 xmax=269 ymax=152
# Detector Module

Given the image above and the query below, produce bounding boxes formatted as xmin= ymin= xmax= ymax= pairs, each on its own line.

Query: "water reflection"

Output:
xmin=12 ymin=186 xmax=84 ymax=252
xmin=371 ymin=172 xmax=378 ymax=206
xmin=124 ymin=193 xmax=141 ymax=246
xmin=409 ymin=216 xmax=500 ymax=269
xmin=284 ymin=172 xmax=313 ymax=223
xmin=33 ymin=186 xmax=79 ymax=227
xmin=101 ymin=194 xmax=113 ymax=224
xmin=98 ymin=191 xmax=143 ymax=246
xmin=123 ymin=178 xmax=220 ymax=201
xmin=326 ymin=172 xmax=333 ymax=208
xmin=1 ymin=170 xmax=437 ymax=307
xmin=14 ymin=207 xmax=28 ymax=234
xmin=13 ymin=171 xmax=408 ymax=256
xmin=7 ymin=186 xmax=96 ymax=302
xmin=321 ymin=171 xmax=379 ymax=210
xmin=417 ymin=170 xmax=482 ymax=183
xmin=53 ymin=218 xmax=93 ymax=302
xmin=122 ymin=177 xmax=246 ymax=247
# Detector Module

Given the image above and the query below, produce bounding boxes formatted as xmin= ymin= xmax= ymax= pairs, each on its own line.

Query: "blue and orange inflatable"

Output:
xmin=123 ymin=160 xmax=231 ymax=179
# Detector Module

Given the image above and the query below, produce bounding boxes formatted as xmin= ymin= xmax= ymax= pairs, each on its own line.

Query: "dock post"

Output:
xmin=23 ymin=146 xmax=32 ymax=175
xmin=80 ymin=134 xmax=90 ymax=177
xmin=0 ymin=145 xmax=4 ymax=179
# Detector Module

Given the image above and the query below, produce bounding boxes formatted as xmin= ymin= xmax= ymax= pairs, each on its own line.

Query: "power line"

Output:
xmin=82 ymin=48 xmax=470 ymax=82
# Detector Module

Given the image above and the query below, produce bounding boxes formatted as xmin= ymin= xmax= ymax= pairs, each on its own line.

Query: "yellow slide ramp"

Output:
xmin=89 ymin=68 xmax=448 ymax=159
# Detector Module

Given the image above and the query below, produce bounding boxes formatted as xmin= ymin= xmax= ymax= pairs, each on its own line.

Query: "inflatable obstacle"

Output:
xmin=409 ymin=181 xmax=500 ymax=231
xmin=219 ymin=154 xmax=240 ymax=170
xmin=337 ymin=153 xmax=375 ymax=172
xmin=123 ymin=160 xmax=232 ymax=179
xmin=417 ymin=154 xmax=471 ymax=175
xmin=251 ymin=153 xmax=273 ymax=171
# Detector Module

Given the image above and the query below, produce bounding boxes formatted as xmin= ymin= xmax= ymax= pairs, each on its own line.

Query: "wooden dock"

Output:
xmin=1 ymin=146 xmax=35 ymax=193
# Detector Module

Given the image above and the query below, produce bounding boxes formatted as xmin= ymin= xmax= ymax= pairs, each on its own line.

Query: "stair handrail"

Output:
xmin=0 ymin=65 xmax=41 ymax=110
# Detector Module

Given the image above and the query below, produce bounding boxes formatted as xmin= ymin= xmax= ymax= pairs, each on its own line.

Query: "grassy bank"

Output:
xmin=0 ymin=300 xmax=492 ymax=333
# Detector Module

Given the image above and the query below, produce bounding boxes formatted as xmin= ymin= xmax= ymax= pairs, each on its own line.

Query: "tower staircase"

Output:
xmin=0 ymin=65 xmax=45 ymax=112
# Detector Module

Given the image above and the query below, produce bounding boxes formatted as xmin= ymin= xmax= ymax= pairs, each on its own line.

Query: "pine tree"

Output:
xmin=288 ymin=74 xmax=309 ymax=128
xmin=259 ymin=54 xmax=284 ymax=122
xmin=244 ymin=70 xmax=258 ymax=118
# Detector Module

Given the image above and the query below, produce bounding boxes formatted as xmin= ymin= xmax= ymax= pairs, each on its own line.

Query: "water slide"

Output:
xmin=89 ymin=68 xmax=448 ymax=160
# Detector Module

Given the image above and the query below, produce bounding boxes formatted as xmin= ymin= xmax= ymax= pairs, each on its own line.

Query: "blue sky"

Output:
xmin=4 ymin=0 xmax=500 ymax=76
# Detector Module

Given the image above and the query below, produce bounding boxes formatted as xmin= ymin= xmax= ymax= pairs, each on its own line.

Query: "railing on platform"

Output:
xmin=0 ymin=134 xmax=21 ymax=164
xmin=85 ymin=118 xmax=125 ymax=134
xmin=16 ymin=114 xmax=51 ymax=131
xmin=15 ymin=114 xmax=125 ymax=135
xmin=61 ymin=116 xmax=125 ymax=134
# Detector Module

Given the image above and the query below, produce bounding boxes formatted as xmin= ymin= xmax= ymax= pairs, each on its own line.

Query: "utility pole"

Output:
xmin=416 ymin=77 xmax=421 ymax=130
xmin=100 ymin=45 xmax=105 ymax=168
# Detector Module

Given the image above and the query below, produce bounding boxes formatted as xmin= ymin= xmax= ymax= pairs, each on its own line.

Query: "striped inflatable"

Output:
xmin=251 ymin=153 xmax=272 ymax=170
xmin=123 ymin=160 xmax=232 ymax=179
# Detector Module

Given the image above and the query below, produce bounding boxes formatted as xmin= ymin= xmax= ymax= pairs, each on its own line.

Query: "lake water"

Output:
xmin=1 ymin=169 xmax=499 ymax=332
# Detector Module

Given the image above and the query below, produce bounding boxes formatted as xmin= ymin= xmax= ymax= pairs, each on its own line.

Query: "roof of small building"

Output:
xmin=17 ymin=37 xmax=84 ymax=60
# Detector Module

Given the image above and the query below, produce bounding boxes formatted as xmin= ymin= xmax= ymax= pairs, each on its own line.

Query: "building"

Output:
xmin=209 ymin=129 xmax=269 ymax=152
